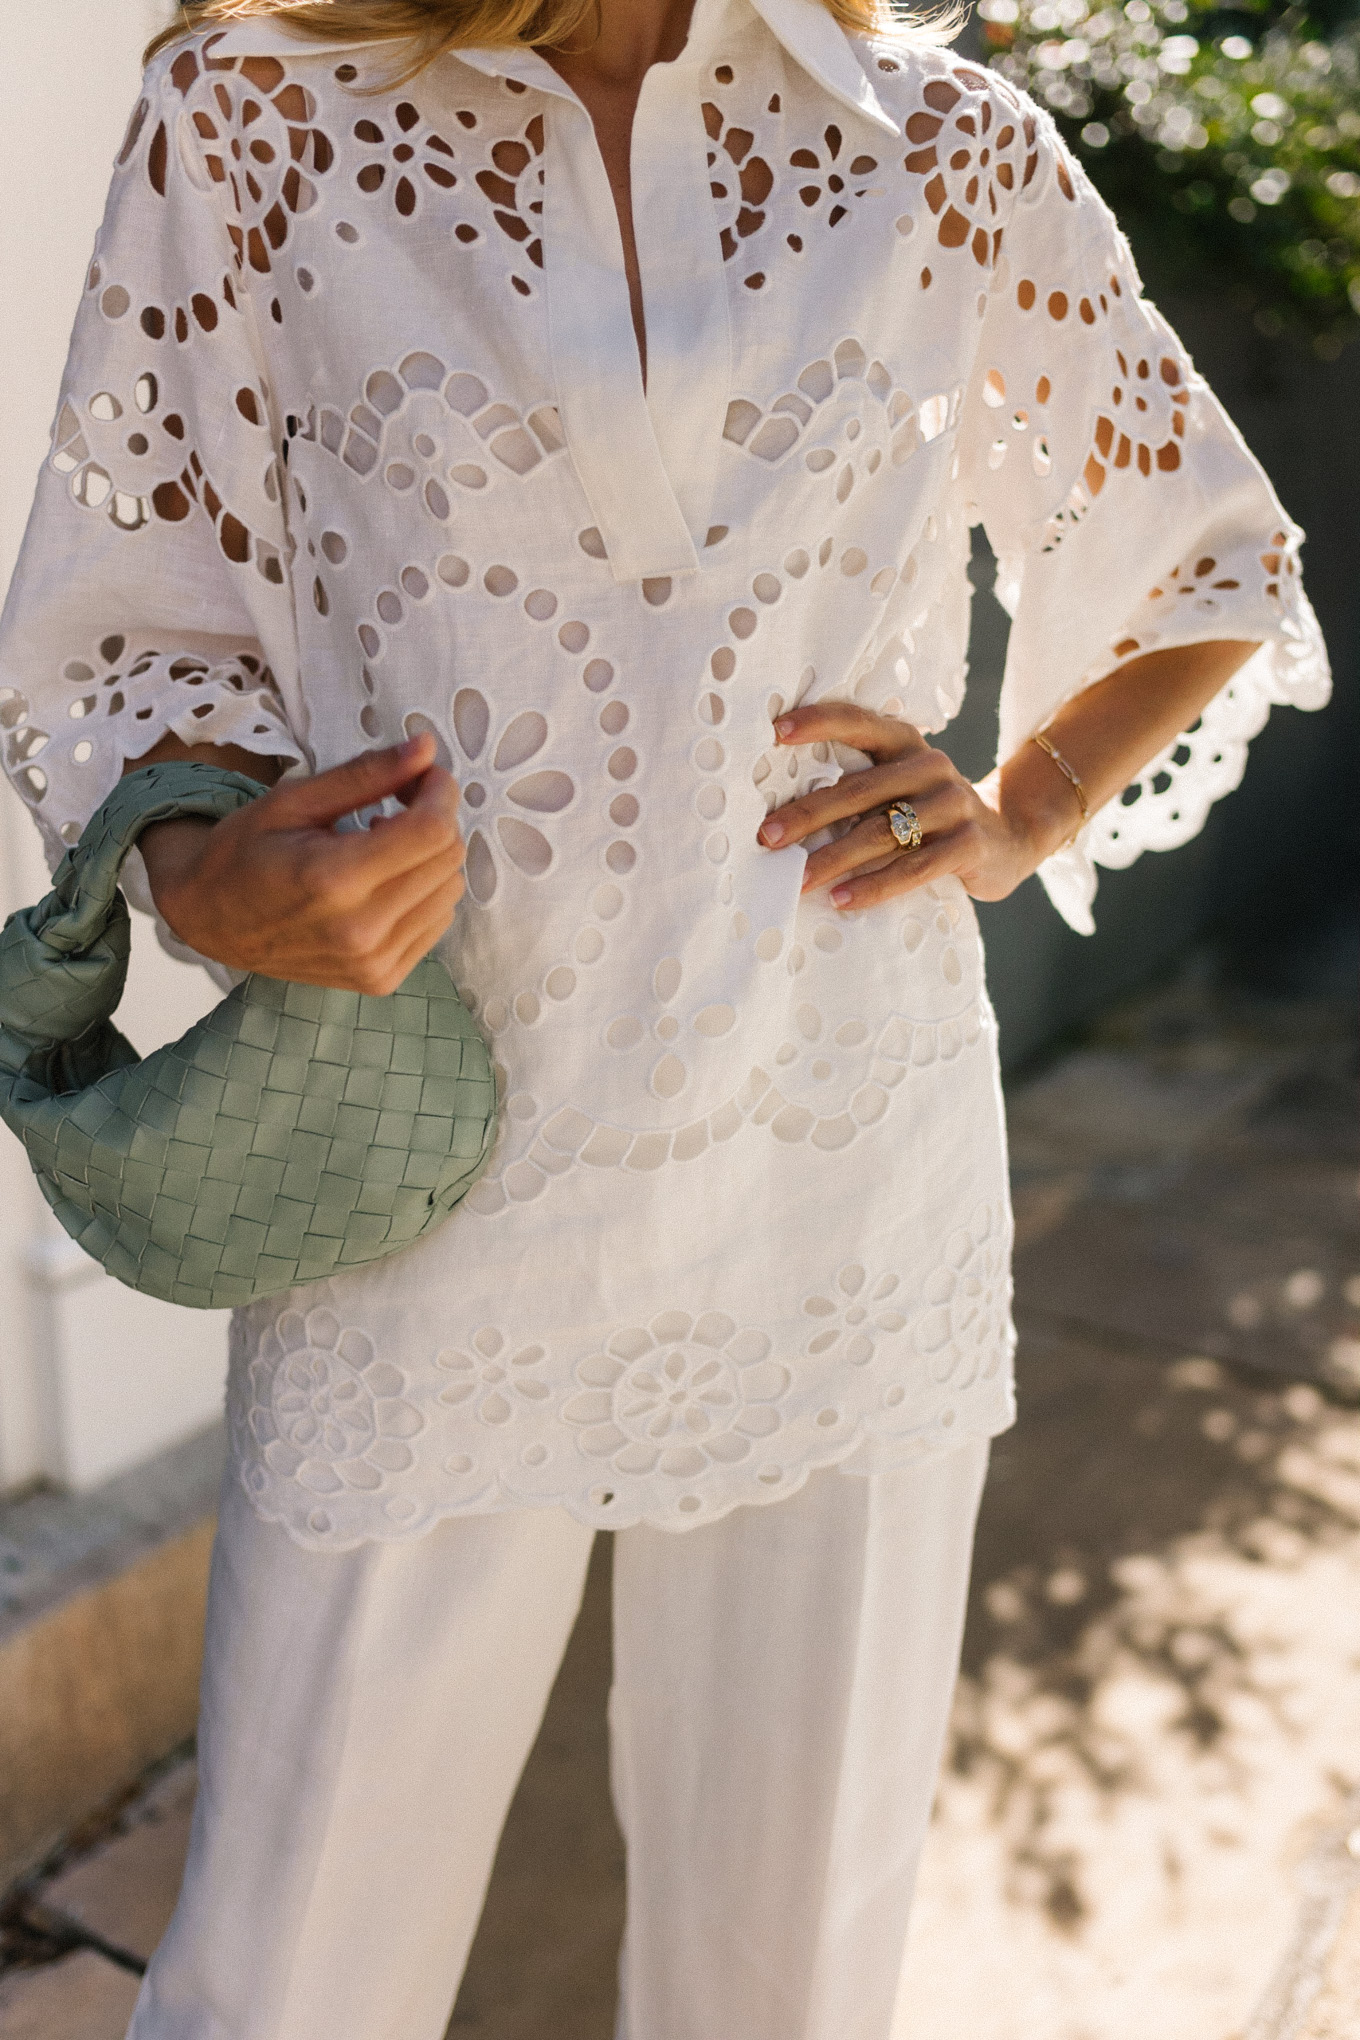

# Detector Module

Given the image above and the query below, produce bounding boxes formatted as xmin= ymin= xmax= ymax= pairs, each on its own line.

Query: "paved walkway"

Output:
xmin=898 ymin=928 xmax=1360 ymax=2039
xmin=2 ymin=928 xmax=1356 ymax=2039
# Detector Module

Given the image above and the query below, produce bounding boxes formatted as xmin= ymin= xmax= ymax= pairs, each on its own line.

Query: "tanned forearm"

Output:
xmin=760 ymin=638 xmax=1263 ymax=911
xmin=982 ymin=638 xmax=1261 ymax=863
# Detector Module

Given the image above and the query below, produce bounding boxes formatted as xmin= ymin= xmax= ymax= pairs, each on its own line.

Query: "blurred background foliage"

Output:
xmin=974 ymin=0 xmax=1360 ymax=353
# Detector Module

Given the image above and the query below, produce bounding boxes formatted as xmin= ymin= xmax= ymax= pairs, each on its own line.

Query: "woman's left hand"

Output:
xmin=756 ymin=703 xmax=1059 ymax=912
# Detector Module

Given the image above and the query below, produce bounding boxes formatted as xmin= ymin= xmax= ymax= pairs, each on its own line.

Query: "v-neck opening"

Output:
xmin=451 ymin=0 xmax=896 ymax=583
xmin=455 ymin=13 xmax=743 ymax=581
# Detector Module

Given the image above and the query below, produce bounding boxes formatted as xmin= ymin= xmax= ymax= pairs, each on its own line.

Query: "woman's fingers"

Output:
xmin=760 ymin=749 xmax=957 ymax=849
xmin=317 ymin=890 xmax=465 ymax=995
xmin=335 ymin=846 xmax=465 ymax=953
xmin=367 ymin=871 xmax=469 ymax=993
xmin=800 ymin=781 xmax=967 ymax=892
xmin=386 ymin=916 xmax=461 ymax=994
xmin=134 ymin=736 xmax=471 ymax=989
xmin=314 ymin=769 xmax=464 ymax=891
xmin=799 ymin=810 xmax=907 ymax=893
xmin=263 ymin=734 xmax=437 ymax=831
xmin=773 ymin=702 xmax=926 ymax=761
xmin=827 ymin=825 xmax=976 ymax=911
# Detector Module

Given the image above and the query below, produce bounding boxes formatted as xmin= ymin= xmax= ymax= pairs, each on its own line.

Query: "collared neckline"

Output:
xmin=193 ymin=1 xmax=902 ymax=583
xmin=746 ymin=0 xmax=900 ymax=134
xmin=196 ymin=0 xmax=901 ymax=135
xmin=459 ymin=0 xmax=900 ymax=134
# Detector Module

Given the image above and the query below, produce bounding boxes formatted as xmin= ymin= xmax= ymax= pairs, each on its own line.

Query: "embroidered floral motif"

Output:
xmin=463 ymin=994 xmax=986 ymax=1220
xmin=168 ymin=36 xmax=336 ymax=283
xmin=703 ymin=97 xmax=776 ymax=284
xmin=351 ymin=98 xmax=459 ymax=218
xmin=247 ymin=1307 xmax=425 ymax=1494
xmin=902 ymin=67 xmax=1038 ymax=274
xmin=0 ymin=685 xmax=43 ymax=809
xmin=563 ymin=1313 xmax=790 ymax=1478
xmin=911 ymin=1204 xmax=1010 ymax=1388
xmin=724 ymin=335 xmax=906 ymax=466
xmin=298 ymin=353 xmax=567 ymax=501
xmin=59 ymin=637 xmax=259 ymax=726
xmin=2 ymin=634 xmax=291 ymax=837
xmin=446 ymin=688 xmax=576 ymax=903
xmin=435 ymin=1326 xmax=551 ymax=1424
xmin=802 ymin=1264 xmax=908 ymax=1362
xmin=49 ymin=351 xmax=286 ymax=584
xmin=789 ymin=123 xmax=883 ymax=235
xmin=473 ymin=114 xmax=545 ymax=295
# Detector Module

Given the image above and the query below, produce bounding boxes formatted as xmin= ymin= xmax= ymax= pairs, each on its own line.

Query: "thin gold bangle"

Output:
xmin=1030 ymin=730 xmax=1090 ymax=825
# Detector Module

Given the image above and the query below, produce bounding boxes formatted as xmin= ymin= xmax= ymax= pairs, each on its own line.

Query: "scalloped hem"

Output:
xmin=12 ymin=669 xmax=304 ymax=874
xmin=231 ymin=1377 xmax=1018 ymax=1551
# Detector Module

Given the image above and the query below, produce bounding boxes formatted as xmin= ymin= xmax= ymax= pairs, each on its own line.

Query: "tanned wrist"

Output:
xmin=138 ymin=816 xmax=215 ymax=914
xmin=987 ymin=756 xmax=1083 ymax=872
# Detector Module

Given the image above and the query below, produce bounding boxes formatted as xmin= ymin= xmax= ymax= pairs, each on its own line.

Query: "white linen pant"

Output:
xmin=127 ymin=1440 xmax=988 ymax=2040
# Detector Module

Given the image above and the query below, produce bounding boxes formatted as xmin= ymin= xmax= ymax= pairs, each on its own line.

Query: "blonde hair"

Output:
xmin=147 ymin=0 xmax=949 ymax=75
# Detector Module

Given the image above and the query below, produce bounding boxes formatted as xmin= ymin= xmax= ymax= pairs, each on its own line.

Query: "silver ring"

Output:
xmin=887 ymin=800 xmax=923 ymax=852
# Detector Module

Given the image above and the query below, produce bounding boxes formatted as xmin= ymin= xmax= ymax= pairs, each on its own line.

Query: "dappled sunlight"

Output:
xmin=901 ymin=1342 xmax=1360 ymax=2038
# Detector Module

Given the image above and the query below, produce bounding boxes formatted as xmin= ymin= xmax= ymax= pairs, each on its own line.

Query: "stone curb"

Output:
xmin=0 ymin=1427 xmax=221 ymax=1889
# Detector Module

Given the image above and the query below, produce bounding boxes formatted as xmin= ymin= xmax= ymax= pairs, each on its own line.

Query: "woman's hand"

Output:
xmin=136 ymin=733 xmax=465 ymax=994
xmin=756 ymin=704 xmax=1060 ymax=912
xmin=756 ymin=641 xmax=1262 ymax=912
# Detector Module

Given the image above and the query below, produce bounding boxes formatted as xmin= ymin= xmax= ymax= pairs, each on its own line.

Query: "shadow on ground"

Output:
xmin=959 ymin=1336 xmax=1360 ymax=1935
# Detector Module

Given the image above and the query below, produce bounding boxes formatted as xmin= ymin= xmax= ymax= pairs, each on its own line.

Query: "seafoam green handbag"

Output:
xmin=0 ymin=762 xmax=496 ymax=1309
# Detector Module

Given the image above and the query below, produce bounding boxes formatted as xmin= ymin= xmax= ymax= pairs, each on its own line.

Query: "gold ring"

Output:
xmin=887 ymin=800 xmax=923 ymax=851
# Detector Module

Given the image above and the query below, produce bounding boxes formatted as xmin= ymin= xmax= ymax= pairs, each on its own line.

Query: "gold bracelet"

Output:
xmin=1030 ymin=730 xmax=1090 ymax=826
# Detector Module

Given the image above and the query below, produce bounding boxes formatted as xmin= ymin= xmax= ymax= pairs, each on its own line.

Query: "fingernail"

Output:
xmin=830 ymin=884 xmax=852 ymax=907
xmin=760 ymin=818 xmax=785 ymax=846
xmin=775 ymin=717 xmax=796 ymax=740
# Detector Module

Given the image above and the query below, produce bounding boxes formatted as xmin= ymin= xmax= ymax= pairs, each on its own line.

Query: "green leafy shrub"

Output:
xmin=978 ymin=0 xmax=1360 ymax=351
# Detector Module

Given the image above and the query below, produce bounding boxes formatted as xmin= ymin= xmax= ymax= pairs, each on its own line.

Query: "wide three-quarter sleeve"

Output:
xmin=0 ymin=58 xmax=305 ymax=870
xmin=959 ymin=102 xmax=1330 ymax=933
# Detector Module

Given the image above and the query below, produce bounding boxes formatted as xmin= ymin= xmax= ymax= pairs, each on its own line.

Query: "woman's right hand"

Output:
xmin=135 ymin=733 xmax=465 ymax=995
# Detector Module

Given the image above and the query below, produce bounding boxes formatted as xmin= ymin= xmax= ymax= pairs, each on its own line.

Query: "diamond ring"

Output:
xmin=886 ymin=800 xmax=923 ymax=851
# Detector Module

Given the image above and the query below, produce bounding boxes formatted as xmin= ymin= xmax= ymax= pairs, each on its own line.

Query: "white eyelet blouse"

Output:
xmin=0 ymin=0 xmax=1328 ymax=1546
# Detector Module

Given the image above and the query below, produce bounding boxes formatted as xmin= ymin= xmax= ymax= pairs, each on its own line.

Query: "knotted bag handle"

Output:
xmin=0 ymin=762 xmax=265 ymax=1081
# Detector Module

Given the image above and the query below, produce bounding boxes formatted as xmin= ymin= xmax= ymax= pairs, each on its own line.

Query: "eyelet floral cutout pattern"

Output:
xmin=474 ymin=113 xmax=546 ymax=295
xmin=436 ymin=1327 xmax=552 ymax=1424
xmin=564 ymin=1313 xmax=790 ymax=1480
xmin=803 ymin=1265 xmax=909 ymax=1365
xmin=351 ymin=99 xmax=459 ymax=221
xmin=703 ymin=94 xmax=776 ymax=283
xmin=1 ymin=637 xmax=293 ymax=837
xmin=911 ymin=1203 xmax=1010 ymax=1389
xmin=168 ymin=38 xmax=336 ymax=285
xmin=50 ymin=334 xmax=285 ymax=584
xmin=243 ymin=1308 xmax=425 ymax=1510
xmin=903 ymin=69 xmax=1038 ymax=271
xmin=3 ymin=5 xmax=1326 ymax=1544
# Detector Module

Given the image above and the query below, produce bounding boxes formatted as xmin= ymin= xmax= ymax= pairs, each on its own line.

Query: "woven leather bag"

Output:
xmin=0 ymin=762 xmax=496 ymax=1309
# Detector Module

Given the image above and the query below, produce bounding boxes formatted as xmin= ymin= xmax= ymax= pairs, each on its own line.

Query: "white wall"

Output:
xmin=0 ymin=0 xmax=230 ymax=1493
